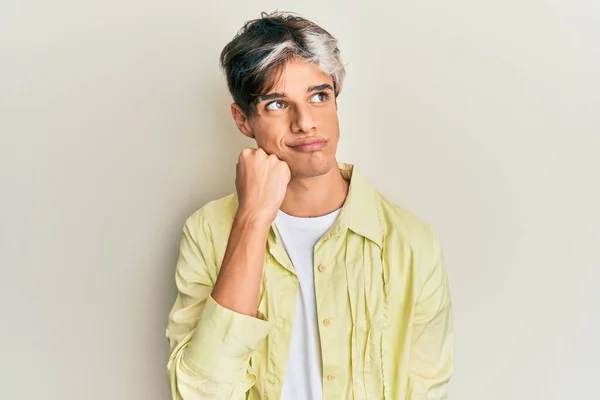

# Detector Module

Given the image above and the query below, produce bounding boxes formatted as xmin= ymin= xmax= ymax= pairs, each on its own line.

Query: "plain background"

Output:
xmin=1 ymin=1 xmax=598 ymax=399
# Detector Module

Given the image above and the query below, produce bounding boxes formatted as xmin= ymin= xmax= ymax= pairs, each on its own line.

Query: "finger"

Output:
xmin=256 ymin=148 xmax=268 ymax=159
xmin=240 ymin=148 xmax=253 ymax=158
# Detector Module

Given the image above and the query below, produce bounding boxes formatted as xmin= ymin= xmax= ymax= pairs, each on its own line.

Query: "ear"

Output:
xmin=230 ymin=103 xmax=254 ymax=138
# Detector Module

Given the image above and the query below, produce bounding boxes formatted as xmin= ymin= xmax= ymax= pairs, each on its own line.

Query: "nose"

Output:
xmin=290 ymin=104 xmax=317 ymax=134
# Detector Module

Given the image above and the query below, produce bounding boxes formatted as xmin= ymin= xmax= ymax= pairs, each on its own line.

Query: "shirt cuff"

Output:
xmin=184 ymin=295 xmax=274 ymax=384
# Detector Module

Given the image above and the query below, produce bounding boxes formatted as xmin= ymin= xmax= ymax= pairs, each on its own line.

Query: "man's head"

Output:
xmin=220 ymin=12 xmax=346 ymax=179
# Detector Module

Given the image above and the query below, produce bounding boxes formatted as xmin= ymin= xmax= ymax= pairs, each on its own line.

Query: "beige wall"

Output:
xmin=1 ymin=1 xmax=598 ymax=399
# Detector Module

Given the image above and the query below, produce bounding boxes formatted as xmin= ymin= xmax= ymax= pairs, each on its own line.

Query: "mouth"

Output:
xmin=288 ymin=137 xmax=328 ymax=152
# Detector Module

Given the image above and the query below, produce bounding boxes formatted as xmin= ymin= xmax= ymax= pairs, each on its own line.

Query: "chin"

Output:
xmin=289 ymin=159 xmax=336 ymax=179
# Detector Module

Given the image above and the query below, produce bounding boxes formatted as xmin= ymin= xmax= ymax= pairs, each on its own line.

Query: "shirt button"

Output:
xmin=327 ymin=374 xmax=336 ymax=381
xmin=318 ymin=265 xmax=326 ymax=272
xmin=323 ymin=318 xmax=331 ymax=326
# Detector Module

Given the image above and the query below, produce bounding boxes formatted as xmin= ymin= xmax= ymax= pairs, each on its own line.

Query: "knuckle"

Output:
xmin=257 ymin=150 xmax=268 ymax=160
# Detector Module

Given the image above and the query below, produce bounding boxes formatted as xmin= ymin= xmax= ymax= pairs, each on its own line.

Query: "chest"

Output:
xmin=248 ymin=232 xmax=416 ymax=398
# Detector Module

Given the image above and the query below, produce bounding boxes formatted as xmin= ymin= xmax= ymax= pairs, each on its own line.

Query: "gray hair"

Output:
xmin=219 ymin=11 xmax=346 ymax=117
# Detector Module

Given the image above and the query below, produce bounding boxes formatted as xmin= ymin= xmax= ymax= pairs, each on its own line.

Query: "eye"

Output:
xmin=266 ymin=100 xmax=286 ymax=111
xmin=310 ymin=92 xmax=330 ymax=103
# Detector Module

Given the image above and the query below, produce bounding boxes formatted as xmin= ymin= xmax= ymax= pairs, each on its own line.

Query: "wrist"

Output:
xmin=234 ymin=207 xmax=274 ymax=231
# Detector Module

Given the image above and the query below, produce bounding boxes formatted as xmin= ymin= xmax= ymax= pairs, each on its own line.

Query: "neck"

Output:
xmin=280 ymin=164 xmax=349 ymax=218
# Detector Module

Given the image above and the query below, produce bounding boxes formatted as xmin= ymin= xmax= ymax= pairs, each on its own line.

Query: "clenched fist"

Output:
xmin=235 ymin=148 xmax=291 ymax=224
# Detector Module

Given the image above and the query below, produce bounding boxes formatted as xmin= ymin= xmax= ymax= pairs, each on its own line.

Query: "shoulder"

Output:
xmin=377 ymin=193 xmax=436 ymax=246
xmin=183 ymin=192 xmax=239 ymax=241
xmin=376 ymin=193 xmax=442 ymax=279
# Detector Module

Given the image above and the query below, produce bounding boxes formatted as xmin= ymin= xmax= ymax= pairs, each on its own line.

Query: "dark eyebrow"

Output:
xmin=307 ymin=83 xmax=334 ymax=92
xmin=258 ymin=92 xmax=286 ymax=102
xmin=258 ymin=83 xmax=334 ymax=103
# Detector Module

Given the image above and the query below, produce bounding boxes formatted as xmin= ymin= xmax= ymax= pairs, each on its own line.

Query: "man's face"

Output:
xmin=238 ymin=59 xmax=340 ymax=179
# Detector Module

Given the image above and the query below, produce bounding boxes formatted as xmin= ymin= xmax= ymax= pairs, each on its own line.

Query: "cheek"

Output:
xmin=254 ymin=124 xmax=287 ymax=153
xmin=319 ymin=108 xmax=340 ymax=137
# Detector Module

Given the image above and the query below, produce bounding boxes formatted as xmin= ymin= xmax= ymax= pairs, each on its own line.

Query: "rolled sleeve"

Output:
xmin=185 ymin=294 xmax=274 ymax=384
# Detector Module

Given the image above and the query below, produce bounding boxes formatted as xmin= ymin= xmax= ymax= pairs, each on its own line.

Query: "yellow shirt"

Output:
xmin=166 ymin=164 xmax=453 ymax=399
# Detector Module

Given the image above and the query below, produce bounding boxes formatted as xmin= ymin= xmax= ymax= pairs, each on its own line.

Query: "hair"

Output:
xmin=219 ymin=11 xmax=346 ymax=118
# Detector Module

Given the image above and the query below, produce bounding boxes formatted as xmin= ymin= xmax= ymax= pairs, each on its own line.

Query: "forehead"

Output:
xmin=267 ymin=59 xmax=334 ymax=94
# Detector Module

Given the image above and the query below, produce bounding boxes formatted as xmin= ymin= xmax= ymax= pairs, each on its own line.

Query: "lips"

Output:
xmin=289 ymin=137 xmax=328 ymax=152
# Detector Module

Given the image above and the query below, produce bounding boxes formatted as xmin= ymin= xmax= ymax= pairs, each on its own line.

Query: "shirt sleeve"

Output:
xmin=166 ymin=210 xmax=274 ymax=400
xmin=408 ymin=230 xmax=454 ymax=400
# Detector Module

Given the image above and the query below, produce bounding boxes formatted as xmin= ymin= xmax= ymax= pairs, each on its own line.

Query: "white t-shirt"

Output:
xmin=274 ymin=208 xmax=341 ymax=400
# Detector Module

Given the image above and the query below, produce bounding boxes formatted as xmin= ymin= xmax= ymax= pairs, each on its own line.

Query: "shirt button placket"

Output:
xmin=316 ymin=263 xmax=337 ymax=393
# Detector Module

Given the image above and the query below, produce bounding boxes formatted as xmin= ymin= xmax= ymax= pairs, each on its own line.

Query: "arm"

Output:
xmin=211 ymin=209 xmax=272 ymax=316
xmin=166 ymin=210 xmax=273 ymax=400
xmin=408 ymin=231 xmax=454 ymax=400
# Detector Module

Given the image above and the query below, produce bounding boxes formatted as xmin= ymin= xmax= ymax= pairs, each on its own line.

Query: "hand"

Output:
xmin=235 ymin=148 xmax=291 ymax=224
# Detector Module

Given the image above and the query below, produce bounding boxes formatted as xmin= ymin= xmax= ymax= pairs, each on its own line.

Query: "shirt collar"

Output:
xmin=324 ymin=163 xmax=383 ymax=248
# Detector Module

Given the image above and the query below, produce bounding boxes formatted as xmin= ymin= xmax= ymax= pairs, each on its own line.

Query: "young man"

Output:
xmin=166 ymin=12 xmax=453 ymax=400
